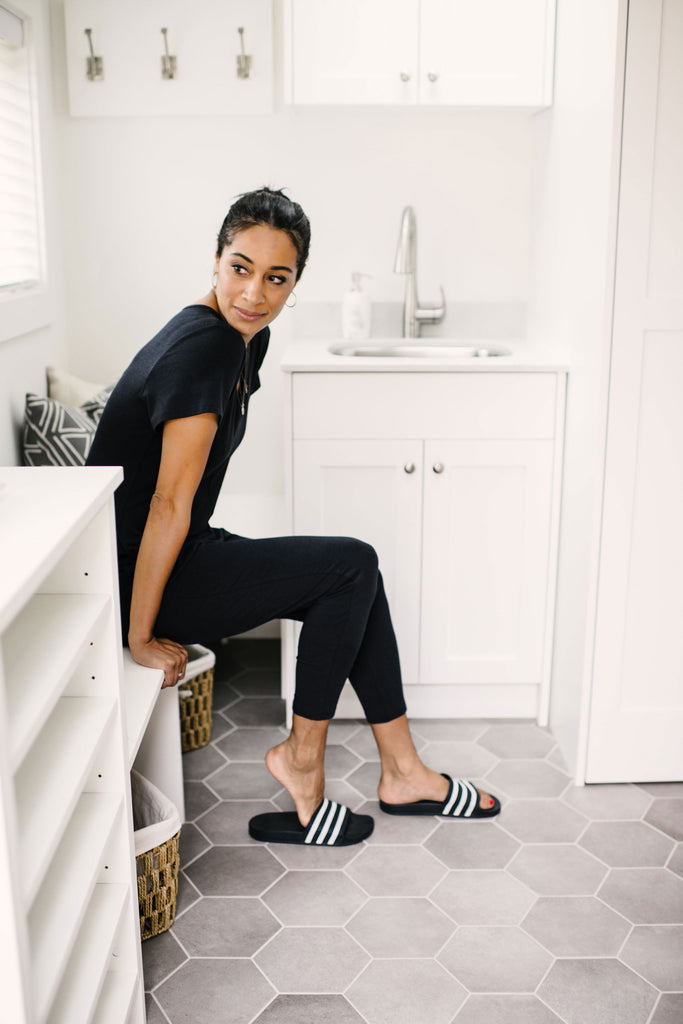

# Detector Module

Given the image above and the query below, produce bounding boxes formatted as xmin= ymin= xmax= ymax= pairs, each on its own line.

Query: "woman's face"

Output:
xmin=213 ymin=224 xmax=298 ymax=342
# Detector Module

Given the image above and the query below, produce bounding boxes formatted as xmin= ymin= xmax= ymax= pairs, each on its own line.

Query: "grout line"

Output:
xmin=148 ymin=990 xmax=174 ymax=1023
xmin=644 ymin=994 xmax=663 ymax=1024
xmin=145 ymin=939 xmax=190 ymax=995
xmin=535 ymin=983 xmax=573 ymax=1024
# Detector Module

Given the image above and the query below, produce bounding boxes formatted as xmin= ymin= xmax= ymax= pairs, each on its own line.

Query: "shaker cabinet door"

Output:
xmin=292 ymin=439 xmax=423 ymax=682
xmin=418 ymin=0 xmax=555 ymax=106
xmin=420 ymin=439 xmax=555 ymax=684
xmin=289 ymin=0 xmax=419 ymax=104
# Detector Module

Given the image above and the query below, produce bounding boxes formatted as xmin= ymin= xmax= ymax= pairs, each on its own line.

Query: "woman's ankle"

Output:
xmin=265 ymin=722 xmax=329 ymax=826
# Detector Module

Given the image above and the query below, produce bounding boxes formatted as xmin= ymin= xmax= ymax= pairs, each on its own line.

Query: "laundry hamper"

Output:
xmin=178 ymin=643 xmax=216 ymax=752
xmin=131 ymin=769 xmax=181 ymax=941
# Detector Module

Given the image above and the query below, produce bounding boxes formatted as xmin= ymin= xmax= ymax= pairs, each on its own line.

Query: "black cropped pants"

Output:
xmin=120 ymin=529 xmax=407 ymax=724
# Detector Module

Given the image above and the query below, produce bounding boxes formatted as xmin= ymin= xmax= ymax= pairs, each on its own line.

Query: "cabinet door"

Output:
xmin=420 ymin=439 xmax=554 ymax=685
xmin=419 ymin=0 xmax=555 ymax=107
xmin=293 ymin=439 xmax=423 ymax=681
xmin=289 ymin=0 xmax=419 ymax=104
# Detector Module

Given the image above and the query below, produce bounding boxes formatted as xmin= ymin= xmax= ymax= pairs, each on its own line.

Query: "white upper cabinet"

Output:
xmin=285 ymin=0 xmax=555 ymax=108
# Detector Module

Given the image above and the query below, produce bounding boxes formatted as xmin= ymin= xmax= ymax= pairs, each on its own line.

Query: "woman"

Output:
xmin=87 ymin=187 xmax=500 ymax=847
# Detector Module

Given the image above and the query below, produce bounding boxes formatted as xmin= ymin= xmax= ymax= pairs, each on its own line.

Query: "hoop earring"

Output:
xmin=285 ymin=292 xmax=297 ymax=309
xmin=212 ymin=271 xmax=218 ymax=289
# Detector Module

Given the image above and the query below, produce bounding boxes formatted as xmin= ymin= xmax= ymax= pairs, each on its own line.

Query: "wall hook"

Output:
xmin=84 ymin=28 xmax=103 ymax=82
xmin=161 ymin=27 xmax=177 ymax=80
xmin=236 ymin=26 xmax=252 ymax=79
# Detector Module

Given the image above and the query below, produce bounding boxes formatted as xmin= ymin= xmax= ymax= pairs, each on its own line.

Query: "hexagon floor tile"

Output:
xmin=143 ymin=639 xmax=683 ymax=1024
xmin=431 ymin=869 xmax=536 ymax=925
xmin=346 ymin=897 xmax=454 ymax=956
xmin=453 ymin=994 xmax=565 ymax=1023
xmin=579 ymin=819 xmax=675 ymax=867
xmin=255 ymin=927 xmax=369 ymax=992
xmin=262 ymin=869 xmax=367 ymax=925
xmin=155 ymin=958 xmax=275 ymax=1024
xmin=347 ymin=959 xmax=466 ymax=1024
xmin=439 ymin=926 xmax=552 ymax=992
xmin=538 ymin=958 xmax=658 ymax=1024
xmin=521 ymin=896 xmax=631 ymax=956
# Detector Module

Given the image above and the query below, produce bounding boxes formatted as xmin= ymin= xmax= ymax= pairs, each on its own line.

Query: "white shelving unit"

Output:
xmin=0 ymin=467 xmax=148 ymax=1024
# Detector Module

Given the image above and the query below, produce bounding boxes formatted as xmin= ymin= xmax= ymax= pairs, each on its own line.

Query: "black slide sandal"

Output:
xmin=379 ymin=774 xmax=501 ymax=819
xmin=249 ymin=797 xmax=374 ymax=846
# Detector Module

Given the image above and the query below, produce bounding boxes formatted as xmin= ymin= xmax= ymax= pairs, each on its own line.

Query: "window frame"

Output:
xmin=0 ymin=0 xmax=51 ymax=345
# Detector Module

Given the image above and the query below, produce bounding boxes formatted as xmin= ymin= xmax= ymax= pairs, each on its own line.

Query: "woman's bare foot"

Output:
xmin=265 ymin=715 xmax=329 ymax=827
xmin=372 ymin=715 xmax=496 ymax=811
xmin=377 ymin=764 xmax=495 ymax=811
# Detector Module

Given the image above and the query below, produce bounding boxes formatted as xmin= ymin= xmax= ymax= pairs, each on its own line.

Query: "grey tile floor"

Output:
xmin=143 ymin=639 xmax=683 ymax=1024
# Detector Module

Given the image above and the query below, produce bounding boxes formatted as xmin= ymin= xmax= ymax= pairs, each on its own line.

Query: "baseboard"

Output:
xmin=334 ymin=681 xmax=539 ymax=720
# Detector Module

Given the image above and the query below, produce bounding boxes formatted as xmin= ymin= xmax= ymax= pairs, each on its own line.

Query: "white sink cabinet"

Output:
xmin=282 ymin=360 xmax=567 ymax=722
xmin=284 ymin=0 xmax=556 ymax=109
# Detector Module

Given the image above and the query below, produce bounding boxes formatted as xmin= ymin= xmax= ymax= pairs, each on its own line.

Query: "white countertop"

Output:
xmin=280 ymin=339 xmax=570 ymax=373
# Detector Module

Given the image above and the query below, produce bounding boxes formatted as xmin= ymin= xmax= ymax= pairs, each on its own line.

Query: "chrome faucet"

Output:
xmin=393 ymin=206 xmax=446 ymax=338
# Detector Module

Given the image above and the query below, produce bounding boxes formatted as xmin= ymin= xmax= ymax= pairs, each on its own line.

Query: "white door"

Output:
xmin=418 ymin=0 xmax=555 ymax=107
xmin=420 ymin=439 xmax=554 ymax=688
xmin=587 ymin=0 xmax=683 ymax=781
xmin=292 ymin=439 xmax=423 ymax=682
xmin=289 ymin=0 xmax=419 ymax=104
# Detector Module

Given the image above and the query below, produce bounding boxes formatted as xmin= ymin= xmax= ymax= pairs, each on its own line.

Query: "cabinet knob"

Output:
xmin=432 ymin=462 xmax=444 ymax=474
xmin=400 ymin=71 xmax=411 ymax=83
xmin=427 ymin=72 xmax=439 ymax=83
xmin=404 ymin=462 xmax=416 ymax=474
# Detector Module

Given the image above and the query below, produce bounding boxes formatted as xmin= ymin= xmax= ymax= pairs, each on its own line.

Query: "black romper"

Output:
xmin=87 ymin=304 xmax=406 ymax=724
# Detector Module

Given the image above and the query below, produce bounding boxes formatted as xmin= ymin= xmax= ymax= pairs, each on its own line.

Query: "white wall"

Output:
xmin=0 ymin=326 xmax=66 ymax=464
xmin=527 ymin=0 xmax=627 ymax=778
xmin=0 ymin=0 xmax=66 ymax=465
xmin=49 ymin=0 xmax=536 ymax=497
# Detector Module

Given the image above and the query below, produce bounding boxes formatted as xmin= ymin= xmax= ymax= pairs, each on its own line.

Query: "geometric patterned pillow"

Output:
xmin=22 ymin=393 xmax=101 ymax=467
xmin=79 ymin=387 xmax=113 ymax=425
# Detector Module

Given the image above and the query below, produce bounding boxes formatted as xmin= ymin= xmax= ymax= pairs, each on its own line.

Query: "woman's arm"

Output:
xmin=128 ymin=412 xmax=218 ymax=687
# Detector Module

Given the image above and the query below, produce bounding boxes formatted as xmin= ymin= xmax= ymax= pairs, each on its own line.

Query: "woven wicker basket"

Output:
xmin=131 ymin=769 xmax=181 ymax=942
xmin=136 ymin=829 xmax=180 ymax=941
xmin=179 ymin=645 xmax=215 ymax=752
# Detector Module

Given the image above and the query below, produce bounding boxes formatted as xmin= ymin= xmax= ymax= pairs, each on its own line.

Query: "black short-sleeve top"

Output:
xmin=86 ymin=304 xmax=269 ymax=566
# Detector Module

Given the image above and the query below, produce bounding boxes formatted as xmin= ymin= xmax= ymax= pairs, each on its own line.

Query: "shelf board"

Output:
xmin=29 ymin=793 xmax=121 ymax=1021
xmin=43 ymin=884 xmax=128 ymax=1024
xmin=91 ymin=970 xmax=138 ymax=1024
xmin=122 ymin=650 xmax=164 ymax=767
xmin=4 ymin=593 xmax=110 ymax=771
xmin=15 ymin=697 xmax=116 ymax=905
xmin=0 ymin=467 xmax=122 ymax=634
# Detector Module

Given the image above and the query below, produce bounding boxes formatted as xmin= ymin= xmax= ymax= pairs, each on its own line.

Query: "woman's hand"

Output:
xmin=129 ymin=635 xmax=189 ymax=689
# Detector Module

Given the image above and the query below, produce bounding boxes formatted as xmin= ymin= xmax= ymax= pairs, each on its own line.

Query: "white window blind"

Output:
xmin=0 ymin=3 xmax=41 ymax=291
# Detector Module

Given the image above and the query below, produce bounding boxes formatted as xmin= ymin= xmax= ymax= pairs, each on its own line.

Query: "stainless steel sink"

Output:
xmin=328 ymin=343 xmax=512 ymax=359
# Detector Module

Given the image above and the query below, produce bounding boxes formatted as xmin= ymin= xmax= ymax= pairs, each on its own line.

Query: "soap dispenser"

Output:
xmin=342 ymin=273 xmax=372 ymax=340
